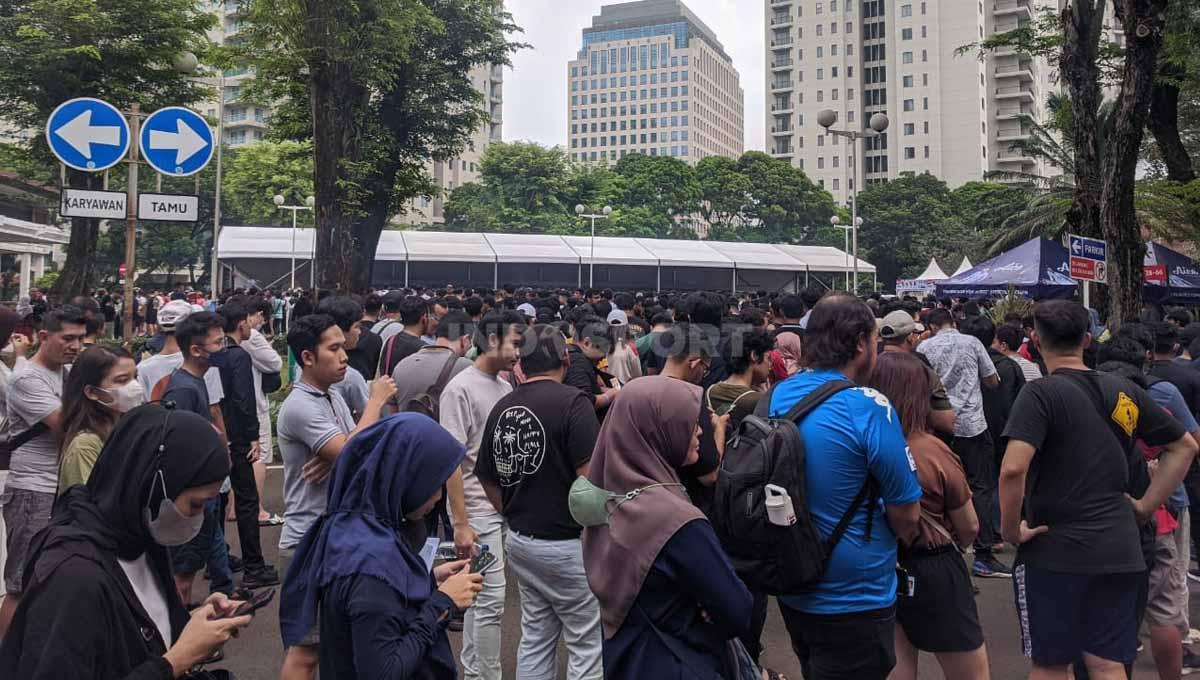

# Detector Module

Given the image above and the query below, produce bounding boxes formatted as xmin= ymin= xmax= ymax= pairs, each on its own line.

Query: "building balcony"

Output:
xmin=770 ymin=15 xmax=794 ymax=28
xmin=995 ymin=87 xmax=1035 ymax=102
xmin=771 ymin=149 xmax=795 ymax=158
xmin=996 ymin=152 xmax=1036 ymax=166
xmin=770 ymin=126 xmax=794 ymax=136
xmin=770 ymin=59 xmax=794 ymax=70
xmin=996 ymin=128 xmax=1031 ymax=143
xmin=770 ymin=38 xmax=794 ymax=50
xmin=994 ymin=66 xmax=1035 ymax=81
xmin=771 ymin=102 xmax=795 ymax=114
xmin=993 ymin=1 xmax=1033 ymax=21
xmin=771 ymin=81 xmax=795 ymax=93
xmin=769 ymin=0 xmax=792 ymax=7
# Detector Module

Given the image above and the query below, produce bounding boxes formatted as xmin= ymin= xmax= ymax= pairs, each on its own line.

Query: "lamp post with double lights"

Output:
xmin=818 ymin=109 xmax=888 ymax=293
xmin=575 ymin=204 xmax=612 ymax=288
xmin=274 ymin=194 xmax=315 ymax=290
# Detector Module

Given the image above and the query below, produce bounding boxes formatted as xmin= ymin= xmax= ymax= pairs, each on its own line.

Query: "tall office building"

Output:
xmin=399 ymin=63 xmax=504 ymax=225
xmin=567 ymin=0 xmax=745 ymax=166
xmin=766 ymin=0 xmax=1057 ymax=205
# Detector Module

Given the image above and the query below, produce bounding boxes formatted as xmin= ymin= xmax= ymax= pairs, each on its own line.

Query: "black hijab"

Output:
xmin=25 ymin=403 xmax=229 ymax=599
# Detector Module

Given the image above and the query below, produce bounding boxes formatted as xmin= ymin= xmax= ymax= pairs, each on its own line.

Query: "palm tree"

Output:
xmin=983 ymin=95 xmax=1195 ymax=256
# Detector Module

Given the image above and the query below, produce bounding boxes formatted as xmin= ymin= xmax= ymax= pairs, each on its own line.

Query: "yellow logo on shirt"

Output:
xmin=1111 ymin=392 xmax=1139 ymax=437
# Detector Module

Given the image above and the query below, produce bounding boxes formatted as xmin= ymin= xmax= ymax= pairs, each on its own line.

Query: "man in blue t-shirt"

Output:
xmin=769 ymin=291 xmax=921 ymax=680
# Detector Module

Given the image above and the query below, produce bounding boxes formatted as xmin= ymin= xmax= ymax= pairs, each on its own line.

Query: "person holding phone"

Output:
xmin=280 ymin=412 xmax=484 ymax=679
xmin=0 ymin=404 xmax=253 ymax=679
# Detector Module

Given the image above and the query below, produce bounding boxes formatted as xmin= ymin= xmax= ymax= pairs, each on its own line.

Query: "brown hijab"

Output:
xmin=582 ymin=376 xmax=707 ymax=638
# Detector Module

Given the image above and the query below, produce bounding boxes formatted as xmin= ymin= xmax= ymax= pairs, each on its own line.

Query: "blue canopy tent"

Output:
xmin=1144 ymin=241 xmax=1200 ymax=304
xmin=934 ymin=237 xmax=1078 ymax=300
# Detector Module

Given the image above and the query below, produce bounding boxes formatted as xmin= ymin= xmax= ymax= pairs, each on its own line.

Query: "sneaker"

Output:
xmin=1189 ymin=567 xmax=1200 ymax=584
xmin=241 ymin=565 xmax=280 ymax=589
xmin=1183 ymin=648 xmax=1200 ymax=674
xmin=972 ymin=556 xmax=1013 ymax=579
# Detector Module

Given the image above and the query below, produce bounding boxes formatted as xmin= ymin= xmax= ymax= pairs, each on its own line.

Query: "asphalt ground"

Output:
xmin=208 ymin=467 xmax=1189 ymax=679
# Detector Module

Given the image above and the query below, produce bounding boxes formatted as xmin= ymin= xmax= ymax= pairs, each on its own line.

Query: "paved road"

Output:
xmin=211 ymin=468 xmax=1188 ymax=679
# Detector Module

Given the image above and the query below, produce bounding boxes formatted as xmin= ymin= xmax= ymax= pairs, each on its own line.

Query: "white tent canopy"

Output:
xmin=216 ymin=226 xmax=879 ymax=290
xmin=954 ymin=257 xmax=973 ymax=276
xmin=915 ymin=258 xmax=949 ymax=281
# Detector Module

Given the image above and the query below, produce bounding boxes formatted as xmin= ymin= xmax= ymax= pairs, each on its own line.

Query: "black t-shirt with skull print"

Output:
xmin=476 ymin=379 xmax=600 ymax=539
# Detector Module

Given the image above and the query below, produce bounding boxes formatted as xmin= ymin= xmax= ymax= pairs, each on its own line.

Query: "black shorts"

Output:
xmin=779 ymin=604 xmax=896 ymax=680
xmin=1014 ymin=565 xmax=1144 ymax=666
xmin=897 ymin=547 xmax=984 ymax=653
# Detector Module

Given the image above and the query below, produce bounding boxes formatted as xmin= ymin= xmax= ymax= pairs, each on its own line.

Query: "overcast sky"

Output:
xmin=502 ymin=0 xmax=765 ymax=152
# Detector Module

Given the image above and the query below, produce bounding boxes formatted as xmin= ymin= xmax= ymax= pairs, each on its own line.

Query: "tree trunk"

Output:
xmin=1102 ymin=0 xmax=1169 ymax=327
xmin=1149 ymin=63 xmax=1197 ymax=183
xmin=51 ymin=169 xmax=104 ymax=300
xmin=1060 ymin=0 xmax=1107 ymax=240
xmin=349 ymin=203 xmax=390 ymax=292
xmin=309 ymin=54 xmax=368 ymax=294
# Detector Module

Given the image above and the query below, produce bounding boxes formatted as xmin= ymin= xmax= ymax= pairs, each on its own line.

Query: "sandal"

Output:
xmin=258 ymin=513 xmax=284 ymax=527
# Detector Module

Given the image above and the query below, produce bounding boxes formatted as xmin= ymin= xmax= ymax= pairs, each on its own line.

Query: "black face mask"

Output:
xmin=206 ymin=348 xmax=229 ymax=369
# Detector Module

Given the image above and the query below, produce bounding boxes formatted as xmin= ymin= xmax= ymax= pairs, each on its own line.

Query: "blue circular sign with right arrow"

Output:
xmin=139 ymin=106 xmax=215 ymax=177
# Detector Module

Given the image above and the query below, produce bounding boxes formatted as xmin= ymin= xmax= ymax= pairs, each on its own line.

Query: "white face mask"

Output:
xmin=144 ymin=471 xmax=204 ymax=546
xmin=95 ymin=381 xmax=146 ymax=413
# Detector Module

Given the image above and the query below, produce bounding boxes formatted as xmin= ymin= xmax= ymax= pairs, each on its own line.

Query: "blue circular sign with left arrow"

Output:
xmin=139 ymin=106 xmax=215 ymax=177
xmin=44 ymin=98 xmax=130 ymax=172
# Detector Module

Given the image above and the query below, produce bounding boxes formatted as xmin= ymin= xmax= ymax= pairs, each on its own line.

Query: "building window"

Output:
xmin=832 ymin=66 xmax=839 ymax=77
xmin=902 ymin=28 xmax=912 ymax=40
xmin=817 ymin=68 xmax=823 ymax=80
xmin=904 ymin=147 xmax=915 ymax=159
xmin=818 ymin=156 xmax=825 ymax=169
xmin=924 ymin=121 xmax=930 ymax=133
xmin=922 ymin=49 xmax=928 ymax=62
xmin=818 ymin=134 xmax=825 ymax=147
xmin=903 ymin=75 xmax=913 ymax=87
xmin=923 ymin=97 xmax=929 ymax=110
xmin=903 ymin=99 xmax=914 ymax=111
xmin=816 ymin=1 xmax=823 ymax=13
xmin=817 ymin=46 xmax=823 ymax=58
xmin=904 ymin=123 xmax=914 ymax=135
xmin=833 ymin=178 xmax=840 ymax=190
xmin=817 ymin=24 xmax=823 ymax=36
xmin=901 ymin=4 xmax=912 ymax=16
xmin=847 ymin=88 xmax=855 ymax=100
xmin=922 ymin=25 xmax=928 ymax=38
xmin=833 ymin=155 xmax=840 ymax=167
xmin=832 ymin=44 xmax=839 ymax=56
xmin=924 ymin=146 xmax=930 ymax=158
xmin=903 ymin=52 xmax=913 ymax=64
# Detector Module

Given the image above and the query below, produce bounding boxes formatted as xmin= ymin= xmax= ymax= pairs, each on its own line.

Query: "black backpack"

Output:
xmin=710 ymin=380 xmax=878 ymax=595
xmin=399 ymin=351 xmax=459 ymax=422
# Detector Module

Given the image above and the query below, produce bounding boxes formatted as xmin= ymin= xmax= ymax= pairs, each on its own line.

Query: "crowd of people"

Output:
xmin=0 ymin=280 xmax=1199 ymax=680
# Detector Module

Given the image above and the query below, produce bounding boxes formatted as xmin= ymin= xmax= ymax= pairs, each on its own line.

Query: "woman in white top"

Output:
xmin=0 ymin=404 xmax=253 ymax=679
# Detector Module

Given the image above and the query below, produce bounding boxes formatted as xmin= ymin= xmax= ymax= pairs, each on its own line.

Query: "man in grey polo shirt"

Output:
xmin=277 ymin=313 xmax=394 ymax=680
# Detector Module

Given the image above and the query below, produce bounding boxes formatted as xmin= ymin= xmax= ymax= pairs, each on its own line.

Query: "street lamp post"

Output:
xmin=818 ymin=109 xmax=888 ymax=293
xmin=274 ymin=194 xmax=315 ymax=290
xmin=575 ymin=204 xmax=612 ymax=288
xmin=831 ymin=216 xmax=851 ymax=290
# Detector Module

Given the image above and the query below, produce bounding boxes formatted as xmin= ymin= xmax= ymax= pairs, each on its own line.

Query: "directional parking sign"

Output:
xmin=1068 ymin=234 xmax=1108 ymax=284
xmin=139 ymin=107 xmax=214 ymax=177
xmin=45 ymin=98 xmax=130 ymax=172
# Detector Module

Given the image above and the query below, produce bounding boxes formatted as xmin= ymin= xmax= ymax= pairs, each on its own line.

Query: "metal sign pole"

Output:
xmin=123 ymin=103 xmax=140 ymax=339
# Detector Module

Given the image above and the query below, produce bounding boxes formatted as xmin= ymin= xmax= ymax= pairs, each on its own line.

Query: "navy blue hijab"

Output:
xmin=279 ymin=413 xmax=465 ymax=648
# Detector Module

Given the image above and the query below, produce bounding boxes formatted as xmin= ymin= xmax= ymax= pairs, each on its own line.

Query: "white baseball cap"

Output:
xmin=607 ymin=309 xmax=629 ymax=326
xmin=157 ymin=300 xmax=195 ymax=330
xmin=516 ymin=303 xmax=537 ymax=319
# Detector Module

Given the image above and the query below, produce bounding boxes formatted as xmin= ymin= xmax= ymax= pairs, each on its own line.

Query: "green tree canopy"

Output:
xmin=444 ymin=144 xmax=840 ymax=244
xmin=856 ymin=173 xmax=967 ymax=287
xmin=222 ymin=140 xmax=315 ymax=226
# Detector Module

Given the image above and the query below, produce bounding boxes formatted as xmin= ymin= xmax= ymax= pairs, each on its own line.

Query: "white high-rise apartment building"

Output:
xmin=567 ymin=0 xmax=745 ymax=166
xmin=204 ymin=0 xmax=270 ymax=148
xmin=399 ymin=63 xmax=504 ymax=225
xmin=766 ymin=0 xmax=1056 ymax=205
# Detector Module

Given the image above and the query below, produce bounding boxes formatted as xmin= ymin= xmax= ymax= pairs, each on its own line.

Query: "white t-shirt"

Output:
xmin=137 ymin=352 xmax=224 ymax=405
xmin=439 ymin=366 xmax=512 ymax=521
xmin=118 ymin=554 xmax=172 ymax=648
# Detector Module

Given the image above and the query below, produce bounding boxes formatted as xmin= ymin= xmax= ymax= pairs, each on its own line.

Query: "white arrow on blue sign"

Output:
xmin=45 ymin=98 xmax=130 ymax=172
xmin=1068 ymin=233 xmax=1107 ymax=262
xmin=139 ymin=107 xmax=215 ymax=177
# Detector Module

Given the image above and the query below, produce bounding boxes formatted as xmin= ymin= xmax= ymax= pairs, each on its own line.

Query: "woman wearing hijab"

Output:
xmin=580 ymin=376 xmax=756 ymax=679
xmin=280 ymin=413 xmax=484 ymax=679
xmin=0 ymin=404 xmax=252 ymax=679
